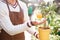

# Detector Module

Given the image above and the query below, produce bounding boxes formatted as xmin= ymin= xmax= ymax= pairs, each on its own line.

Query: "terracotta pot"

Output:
xmin=38 ymin=27 xmax=51 ymax=40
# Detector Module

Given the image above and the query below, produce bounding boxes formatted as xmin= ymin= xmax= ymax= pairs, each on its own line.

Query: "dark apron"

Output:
xmin=0 ymin=0 xmax=25 ymax=40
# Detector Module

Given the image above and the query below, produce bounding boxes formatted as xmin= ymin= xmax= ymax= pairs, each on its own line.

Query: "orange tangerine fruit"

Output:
xmin=36 ymin=13 xmax=42 ymax=19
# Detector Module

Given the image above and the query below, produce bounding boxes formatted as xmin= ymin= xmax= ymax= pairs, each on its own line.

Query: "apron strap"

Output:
xmin=5 ymin=0 xmax=23 ymax=12
xmin=5 ymin=0 xmax=10 ymax=12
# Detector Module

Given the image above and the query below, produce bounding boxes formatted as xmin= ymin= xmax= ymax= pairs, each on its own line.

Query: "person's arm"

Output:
xmin=23 ymin=3 xmax=38 ymax=38
xmin=0 ymin=8 xmax=32 ymax=36
xmin=27 ymin=28 xmax=38 ymax=38
xmin=0 ymin=1 xmax=35 ymax=36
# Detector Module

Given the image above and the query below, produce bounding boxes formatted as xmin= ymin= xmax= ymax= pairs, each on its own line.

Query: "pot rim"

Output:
xmin=39 ymin=27 xmax=50 ymax=30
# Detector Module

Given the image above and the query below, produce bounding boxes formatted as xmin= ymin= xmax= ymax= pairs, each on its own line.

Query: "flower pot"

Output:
xmin=38 ymin=27 xmax=51 ymax=40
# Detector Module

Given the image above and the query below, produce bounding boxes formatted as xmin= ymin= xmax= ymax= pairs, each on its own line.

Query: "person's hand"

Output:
xmin=31 ymin=18 xmax=46 ymax=26
xmin=34 ymin=32 xmax=39 ymax=39
xmin=36 ymin=34 xmax=39 ymax=39
xmin=39 ymin=18 xmax=46 ymax=24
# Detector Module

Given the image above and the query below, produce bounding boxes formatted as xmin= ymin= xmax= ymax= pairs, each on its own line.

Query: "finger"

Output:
xmin=36 ymin=34 xmax=39 ymax=39
xmin=38 ymin=20 xmax=46 ymax=24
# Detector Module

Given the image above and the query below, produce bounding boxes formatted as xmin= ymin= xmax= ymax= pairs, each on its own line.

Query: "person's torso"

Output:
xmin=0 ymin=0 xmax=26 ymax=40
xmin=0 ymin=0 xmax=27 ymax=30
xmin=7 ymin=0 xmax=24 ymax=25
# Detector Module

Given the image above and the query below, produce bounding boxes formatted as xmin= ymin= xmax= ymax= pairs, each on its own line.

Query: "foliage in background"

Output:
xmin=38 ymin=2 xmax=60 ymax=35
xmin=31 ymin=1 xmax=60 ymax=40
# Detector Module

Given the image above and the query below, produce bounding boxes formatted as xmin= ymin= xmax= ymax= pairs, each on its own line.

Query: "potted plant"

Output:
xmin=38 ymin=2 xmax=57 ymax=40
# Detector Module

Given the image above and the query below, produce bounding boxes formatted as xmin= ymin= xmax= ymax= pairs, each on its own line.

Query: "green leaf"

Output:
xmin=47 ymin=17 xmax=50 ymax=24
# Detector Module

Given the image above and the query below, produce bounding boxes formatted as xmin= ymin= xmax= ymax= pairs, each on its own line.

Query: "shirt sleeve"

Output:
xmin=27 ymin=27 xmax=36 ymax=35
xmin=27 ymin=27 xmax=38 ymax=38
xmin=21 ymin=1 xmax=30 ymax=22
xmin=21 ymin=1 xmax=37 ymax=35
xmin=0 ymin=7 xmax=30 ymax=36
